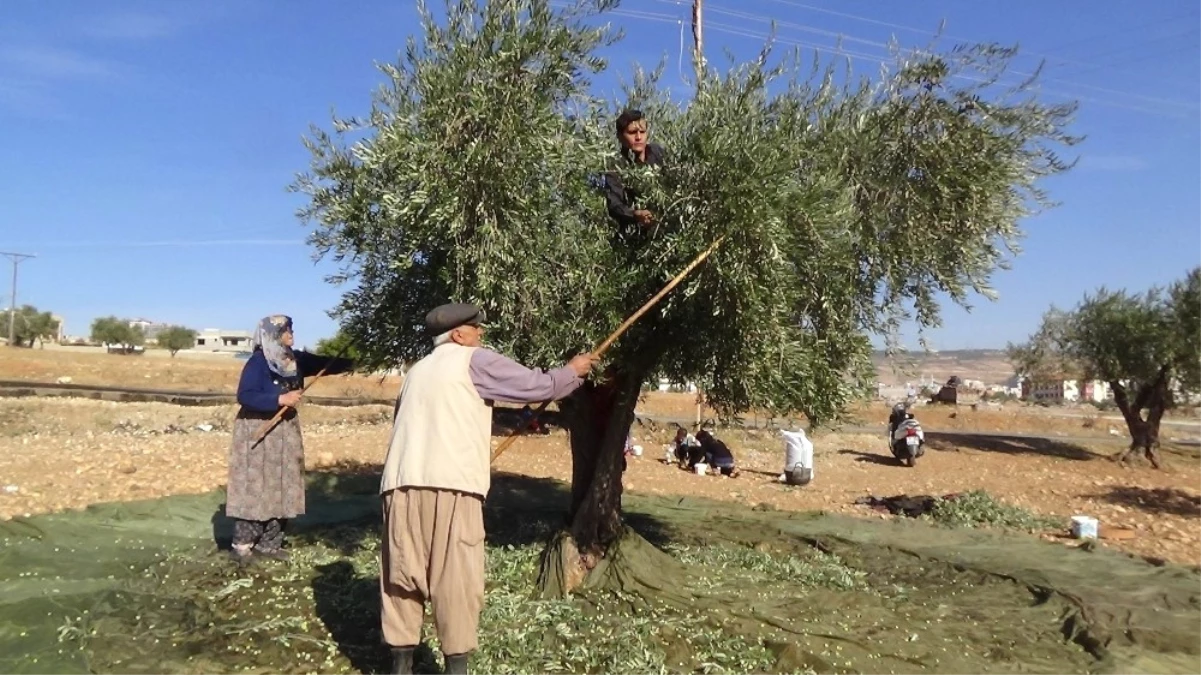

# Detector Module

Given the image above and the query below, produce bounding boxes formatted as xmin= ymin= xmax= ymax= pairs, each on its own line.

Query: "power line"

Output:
xmin=704 ymin=18 xmax=1189 ymax=117
xmin=612 ymin=3 xmax=1194 ymax=117
xmin=691 ymin=0 xmax=1199 ymax=111
xmin=1 ymin=251 xmax=35 ymax=347
xmin=1030 ymin=12 xmax=1199 ymax=61
xmin=748 ymin=0 xmax=1197 ymax=71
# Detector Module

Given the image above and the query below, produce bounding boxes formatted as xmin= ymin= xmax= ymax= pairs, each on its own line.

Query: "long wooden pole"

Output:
xmin=490 ymin=235 xmax=726 ymax=464
xmin=691 ymin=0 xmax=705 ymax=88
xmin=251 ymin=344 xmax=353 ymax=445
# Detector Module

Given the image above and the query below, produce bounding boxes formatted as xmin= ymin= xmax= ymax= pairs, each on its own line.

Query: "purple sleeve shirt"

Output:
xmin=468 ymin=349 xmax=584 ymax=403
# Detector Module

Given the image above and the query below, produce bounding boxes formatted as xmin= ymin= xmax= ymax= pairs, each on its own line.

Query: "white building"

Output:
xmin=1022 ymin=378 xmax=1111 ymax=404
xmin=194 ymin=328 xmax=252 ymax=352
xmin=127 ymin=318 xmax=171 ymax=342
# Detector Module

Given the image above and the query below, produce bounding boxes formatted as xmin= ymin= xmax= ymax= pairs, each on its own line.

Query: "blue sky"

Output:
xmin=1 ymin=0 xmax=1197 ymax=351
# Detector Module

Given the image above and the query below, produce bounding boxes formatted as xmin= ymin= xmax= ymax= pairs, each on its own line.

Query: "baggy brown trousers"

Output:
xmin=380 ymin=487 xmax=486 ymax=655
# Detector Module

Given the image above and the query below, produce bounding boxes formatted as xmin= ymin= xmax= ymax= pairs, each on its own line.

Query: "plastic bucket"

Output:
xmin=694 ymin=463 xmax=708 ymax=476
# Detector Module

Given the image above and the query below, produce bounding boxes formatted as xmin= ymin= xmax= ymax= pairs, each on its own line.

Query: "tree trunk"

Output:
xmin=537 ymin=367 xmax=686 ymax=598
xmin=1110 ymin=375 xmax=1167 ymax=469
xmin=569 ymin=372 xmax=641 ymax=552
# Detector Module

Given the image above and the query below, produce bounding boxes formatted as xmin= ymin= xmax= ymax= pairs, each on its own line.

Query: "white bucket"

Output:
xmin=694 ymin=463 xmax=708 ymax=476
xmin=663 ymin=447 xmax=674 ymax=463
xmin=1070 ymin=515 xmax=1099 ymax=540
xmin=631 ymin=445 xmax=643 ymax=457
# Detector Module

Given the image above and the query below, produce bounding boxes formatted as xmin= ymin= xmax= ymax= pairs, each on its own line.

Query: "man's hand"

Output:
xmin=568 ymin=352 xmax=600 ymax=377
xmin=634 ymin=209 xmax=654 ymax=226
xmin=279 ymin=390 xmax=303 ymax=408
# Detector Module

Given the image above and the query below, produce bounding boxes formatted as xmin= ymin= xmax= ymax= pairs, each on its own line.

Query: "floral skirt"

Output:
xmin=225 ymin=409 xmax=306 ymax=521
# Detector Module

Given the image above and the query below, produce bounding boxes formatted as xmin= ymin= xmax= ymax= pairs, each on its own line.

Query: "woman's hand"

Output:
xmin=278 ymin=390 xmax=302 ymax=408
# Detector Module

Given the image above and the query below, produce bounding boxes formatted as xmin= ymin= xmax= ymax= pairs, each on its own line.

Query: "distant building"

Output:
xmin=1021 ymin=378 xmax=1111 ymax=404
xmin=50 ymin=314 xmax=66 ymax=342
xmin=1080 ymin=380 xmax=1112 ymax=403
xmin=985 ymin=384 xmax=1021 ymax=398
xmin=194 ymin=328 xmax=252 ymax=352
xmin=127 ymin=318 xmax=172 ymax=342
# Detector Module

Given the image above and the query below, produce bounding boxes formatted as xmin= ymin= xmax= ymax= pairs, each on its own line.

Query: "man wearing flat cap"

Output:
xmin=379 ymin=302 xmax=597 ymax=674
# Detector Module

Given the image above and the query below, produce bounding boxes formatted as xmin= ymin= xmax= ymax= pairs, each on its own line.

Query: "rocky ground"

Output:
xmin=2 ymin=397 xmax=1197 ymax=566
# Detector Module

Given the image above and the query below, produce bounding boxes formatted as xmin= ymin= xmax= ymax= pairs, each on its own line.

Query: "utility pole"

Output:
xmin=1 ymin=251 xmax=35 ymax=347
xmin=691 ymin=0 xmax=705 ymax=92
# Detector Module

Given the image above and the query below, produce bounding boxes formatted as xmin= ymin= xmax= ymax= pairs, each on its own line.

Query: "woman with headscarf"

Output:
xmin=225 ymin=314 xmax=355 ymax=561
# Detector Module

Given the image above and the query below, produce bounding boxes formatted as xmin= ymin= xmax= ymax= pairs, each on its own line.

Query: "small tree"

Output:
xmin=2 ymin=305 xmax=59 ymax=348
xmin=91 ymin=317 xmax=145 ymax=352
xmin=156 ymin=325 xmax=198 ymax=357
xmin=297 ymin=0 xmax=1077 ymax=595
xmin=1008 ymin=267 xmax=1201 ymax=467
xmin=314 ymin=328 xmax=360 ymax=360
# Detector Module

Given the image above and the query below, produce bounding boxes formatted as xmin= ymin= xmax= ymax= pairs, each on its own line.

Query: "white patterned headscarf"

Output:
xmin=252 ymin=315 xmax=297 ymax=378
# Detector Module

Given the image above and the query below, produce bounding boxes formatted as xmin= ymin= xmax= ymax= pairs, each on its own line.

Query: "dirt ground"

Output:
xmin=4 ymin=346 xmax=1195 ymax=439
xmin=1 ymin=396 xmax=1198 ymax=567
xmin=0 ymin=345 xmax=400 ymax=399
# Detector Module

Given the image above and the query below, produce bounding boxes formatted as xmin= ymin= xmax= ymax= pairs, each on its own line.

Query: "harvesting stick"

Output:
xmin=251 ymin=342 xmax=355 ymax=446
xmin=490 ymin=234 xmax=727 ymax=464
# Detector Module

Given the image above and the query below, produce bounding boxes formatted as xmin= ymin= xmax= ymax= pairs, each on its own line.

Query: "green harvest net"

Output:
xmin=1 ymin=470 xmax=1197 ymax=674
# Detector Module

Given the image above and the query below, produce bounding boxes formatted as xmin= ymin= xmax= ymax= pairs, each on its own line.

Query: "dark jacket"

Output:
xmin=603 ymin=143 xmax=666 ymax=239
xmin=236 ymin=350 xmax=355 ymax=413
xmin=696 ymin=430 xmax=735 ymax=467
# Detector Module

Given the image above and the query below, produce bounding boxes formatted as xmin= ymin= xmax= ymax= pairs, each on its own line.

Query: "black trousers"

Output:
xmin=232 ymin=518 xmax=287 ymax=552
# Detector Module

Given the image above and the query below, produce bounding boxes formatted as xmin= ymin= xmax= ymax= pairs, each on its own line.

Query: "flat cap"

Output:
xmin=425 ymin=302 xmax=486 ymax=334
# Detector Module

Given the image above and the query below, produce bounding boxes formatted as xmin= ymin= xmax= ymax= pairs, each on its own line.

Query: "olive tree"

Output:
xmin=2 ymin=305 xmax=58 ymax=348
xmin=156 ymin=326 xmax=198 ymax=357
xmin=295 ymin=0 xmax=1077 ymax=595
xmin=1009 ymin=268 xmax=1200 ymax=468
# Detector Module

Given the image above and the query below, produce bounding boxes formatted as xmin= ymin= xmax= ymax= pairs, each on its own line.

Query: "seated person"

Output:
xmin=624 ymin=432 xmax=640 ymax=456
xmin=519 ymin=404 xmax=550 ymax=435
xmin=887 ymin=402 xmax=910 ymax=439
xmin=695 ymin=429 xmax=740 ymax=477
xmin=671 ymin=426 xmax=702 ymax=465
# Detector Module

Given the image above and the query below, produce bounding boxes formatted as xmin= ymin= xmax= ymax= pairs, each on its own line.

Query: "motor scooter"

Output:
xmin=887 ymin=403 xmax=925 ymax=467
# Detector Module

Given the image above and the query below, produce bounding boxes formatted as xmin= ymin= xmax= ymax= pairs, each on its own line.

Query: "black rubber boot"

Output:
xmin=443 ymin=652 xmax=469 ymax=674
xmin=390 ymin=646 xmax=415 ymax=675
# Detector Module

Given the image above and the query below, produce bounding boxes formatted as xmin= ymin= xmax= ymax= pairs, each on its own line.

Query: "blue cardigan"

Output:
xmin=236 ymin=350 xmax=355 ymax=413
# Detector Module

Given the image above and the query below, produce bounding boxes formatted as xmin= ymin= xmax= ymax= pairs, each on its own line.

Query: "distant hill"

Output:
xmin=871 ymin=349 xmax=1015 ymax=386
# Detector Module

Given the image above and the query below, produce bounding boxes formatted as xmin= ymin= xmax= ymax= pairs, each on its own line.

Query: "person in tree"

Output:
xmin=378 ymin=302 xmax=597 ymax=675
xmin=225 ymin=315 xmax=354 ymax=562
xmin=696 ymin=429 xmax=740 ymax=477
xmin=603 ymin=108 xmax=666 ymax=242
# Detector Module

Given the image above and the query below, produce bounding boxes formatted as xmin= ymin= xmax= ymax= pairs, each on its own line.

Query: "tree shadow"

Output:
xmin=924 ymin=432 xmax=1101 ymax=461
xmin=210 ymin=461 xmax=386 ymax=555
xmin=1089 ymin=486 xmax=1201 ymax=518
xmin=296 ymin=466 xmax=675 ymax=673
xmin=837 ymin=449 xmax=902 ymax=467
xmin=740 ymin=467 xmax=784 ymax=478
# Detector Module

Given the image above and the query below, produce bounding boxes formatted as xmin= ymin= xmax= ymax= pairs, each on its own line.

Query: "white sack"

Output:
xmin=781 ymin=428 xmax=814 ymax=478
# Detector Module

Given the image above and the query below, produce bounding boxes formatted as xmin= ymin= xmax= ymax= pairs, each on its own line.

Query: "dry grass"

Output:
xmin=2 ymin=396 xmax=1198 ymax=566
xmin=0 ymin=345 xmax=399 ymax=399
xmin=6 ymin=347 xmax=1196 ymax=440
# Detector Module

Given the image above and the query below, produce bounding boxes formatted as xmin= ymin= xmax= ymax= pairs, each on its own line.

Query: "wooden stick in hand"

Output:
xmin=251 ymin=347 xmax=353 ymax=445
xmin=490 ymin=235 xmax=727 ymax=464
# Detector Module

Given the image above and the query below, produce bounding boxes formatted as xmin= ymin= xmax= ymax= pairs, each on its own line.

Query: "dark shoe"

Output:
xmin=443 ymin=652 xmax=469 ymax=674
xmin=228 ymin=549 xmax=254 ymax=565
xmin=390 ymin=646 xmax=415 ymax=675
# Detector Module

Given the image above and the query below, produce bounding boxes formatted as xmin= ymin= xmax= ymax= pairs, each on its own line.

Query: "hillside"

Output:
xmin=871 ymin=349 xmax=1015 ymax=386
